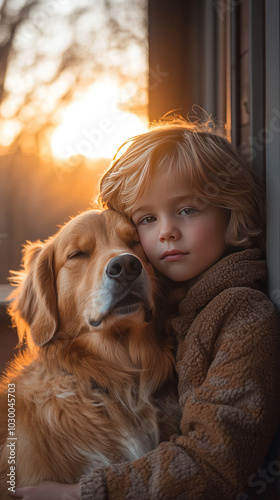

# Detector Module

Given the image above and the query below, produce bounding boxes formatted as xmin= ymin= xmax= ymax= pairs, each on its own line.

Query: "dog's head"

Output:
xmin=9 ymin=210 xmax=156 ymax=347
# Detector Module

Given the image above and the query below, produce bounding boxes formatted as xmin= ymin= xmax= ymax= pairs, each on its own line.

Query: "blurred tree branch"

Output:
xmin=0 ymin=0 xmax=38 ymax=102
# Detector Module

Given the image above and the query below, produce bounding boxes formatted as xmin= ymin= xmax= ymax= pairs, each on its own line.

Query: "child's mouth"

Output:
xmin=161 ymin=250 xmax=188 ymax=261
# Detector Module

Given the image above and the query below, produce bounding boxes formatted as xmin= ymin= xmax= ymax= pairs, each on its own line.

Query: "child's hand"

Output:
xmin=10 ymin=480 xmax=80 ymax=499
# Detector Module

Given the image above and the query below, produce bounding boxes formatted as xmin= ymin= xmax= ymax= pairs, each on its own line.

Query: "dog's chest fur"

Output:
xmin=1 ymin=359 xmax=175 ymax=486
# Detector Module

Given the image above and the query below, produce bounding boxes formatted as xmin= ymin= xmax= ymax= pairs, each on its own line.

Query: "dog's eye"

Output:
xmin=67 ymin=250 xmax=89 ymax=260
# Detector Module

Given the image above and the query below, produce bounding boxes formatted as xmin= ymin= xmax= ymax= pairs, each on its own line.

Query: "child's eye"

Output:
xmin=138 ymin=215 xmax=157 ymax=225
xmin=179 ymin=207 xmax=197 ymax=216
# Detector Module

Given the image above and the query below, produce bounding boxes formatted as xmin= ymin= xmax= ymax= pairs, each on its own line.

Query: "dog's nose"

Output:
xmin=106 ymin=254 xmax=142 ymax=282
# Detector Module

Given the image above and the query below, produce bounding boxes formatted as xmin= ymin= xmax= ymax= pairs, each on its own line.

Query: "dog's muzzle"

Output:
xmin=89 ymin=254 xmax=153 ymax=327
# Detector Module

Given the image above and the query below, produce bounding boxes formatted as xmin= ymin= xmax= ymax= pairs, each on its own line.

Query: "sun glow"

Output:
xmin=51 ymin=81 xmax=148 ymax=161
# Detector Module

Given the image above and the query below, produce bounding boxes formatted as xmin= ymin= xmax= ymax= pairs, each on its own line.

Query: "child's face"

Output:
xmin=131 ymin=171 xmax=229 ymax=282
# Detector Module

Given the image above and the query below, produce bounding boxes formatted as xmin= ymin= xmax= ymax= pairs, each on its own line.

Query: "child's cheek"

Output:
xmin=189 ymin=222 xmax=212 ymax=246
xmin=137 ymin=232 xmax=155 ymax=261
xmin=189 ymin=221 xmax=226 ymax=251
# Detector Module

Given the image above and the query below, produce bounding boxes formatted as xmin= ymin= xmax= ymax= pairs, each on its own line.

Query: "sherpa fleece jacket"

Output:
xmin=81 ymin=248 xmax=280 ymax=500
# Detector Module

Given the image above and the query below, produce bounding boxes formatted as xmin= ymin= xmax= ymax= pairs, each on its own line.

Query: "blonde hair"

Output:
xmin=98 ymin=118 xmax=265 ymax=250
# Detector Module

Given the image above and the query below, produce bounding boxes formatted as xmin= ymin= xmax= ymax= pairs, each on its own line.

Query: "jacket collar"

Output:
xmin=169 ymin=248 xmax=267 ymax=320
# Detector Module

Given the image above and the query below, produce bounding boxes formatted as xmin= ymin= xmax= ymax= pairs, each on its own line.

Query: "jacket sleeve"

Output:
xmin=80 ymin=288 xmax=280 ymax=500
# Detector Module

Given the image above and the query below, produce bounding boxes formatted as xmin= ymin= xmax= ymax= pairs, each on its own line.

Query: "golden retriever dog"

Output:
xmin=0 ymin=209 xmax=180 ymax=499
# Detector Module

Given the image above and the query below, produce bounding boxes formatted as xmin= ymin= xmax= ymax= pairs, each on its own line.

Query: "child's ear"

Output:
xmin=9 ymin=241 xmax=58 ymax=347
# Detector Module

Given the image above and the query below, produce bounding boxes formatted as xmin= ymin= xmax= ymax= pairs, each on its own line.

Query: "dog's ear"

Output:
xmin=9 ymin=240 xmax=58 ymax=347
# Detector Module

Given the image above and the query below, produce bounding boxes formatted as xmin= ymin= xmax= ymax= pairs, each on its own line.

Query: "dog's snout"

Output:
xmin=106 ymin=254 xmax=142 ymax=282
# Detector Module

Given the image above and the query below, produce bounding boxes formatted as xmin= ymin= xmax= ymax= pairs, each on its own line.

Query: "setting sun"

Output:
xmin=51 ymin=81 xmax=148 ymax=161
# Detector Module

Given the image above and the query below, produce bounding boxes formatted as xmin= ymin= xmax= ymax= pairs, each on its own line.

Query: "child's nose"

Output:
xmin=159 ymin=221 xmax=181 ymax=242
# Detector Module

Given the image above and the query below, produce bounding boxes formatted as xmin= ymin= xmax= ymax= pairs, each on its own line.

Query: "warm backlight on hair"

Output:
xmin=51 ymin=81 xmax=148 ymax=161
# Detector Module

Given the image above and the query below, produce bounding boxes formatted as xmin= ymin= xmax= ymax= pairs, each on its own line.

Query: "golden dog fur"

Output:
xmin=0 ymin=209 xmax=180 ymax=498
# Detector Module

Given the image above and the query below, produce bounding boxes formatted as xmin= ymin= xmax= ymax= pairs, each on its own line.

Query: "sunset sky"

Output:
xmin=0 ymin=0 xmax=148 ymax=162
xmin=51 ymin=80 xmax=148 ymax=161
